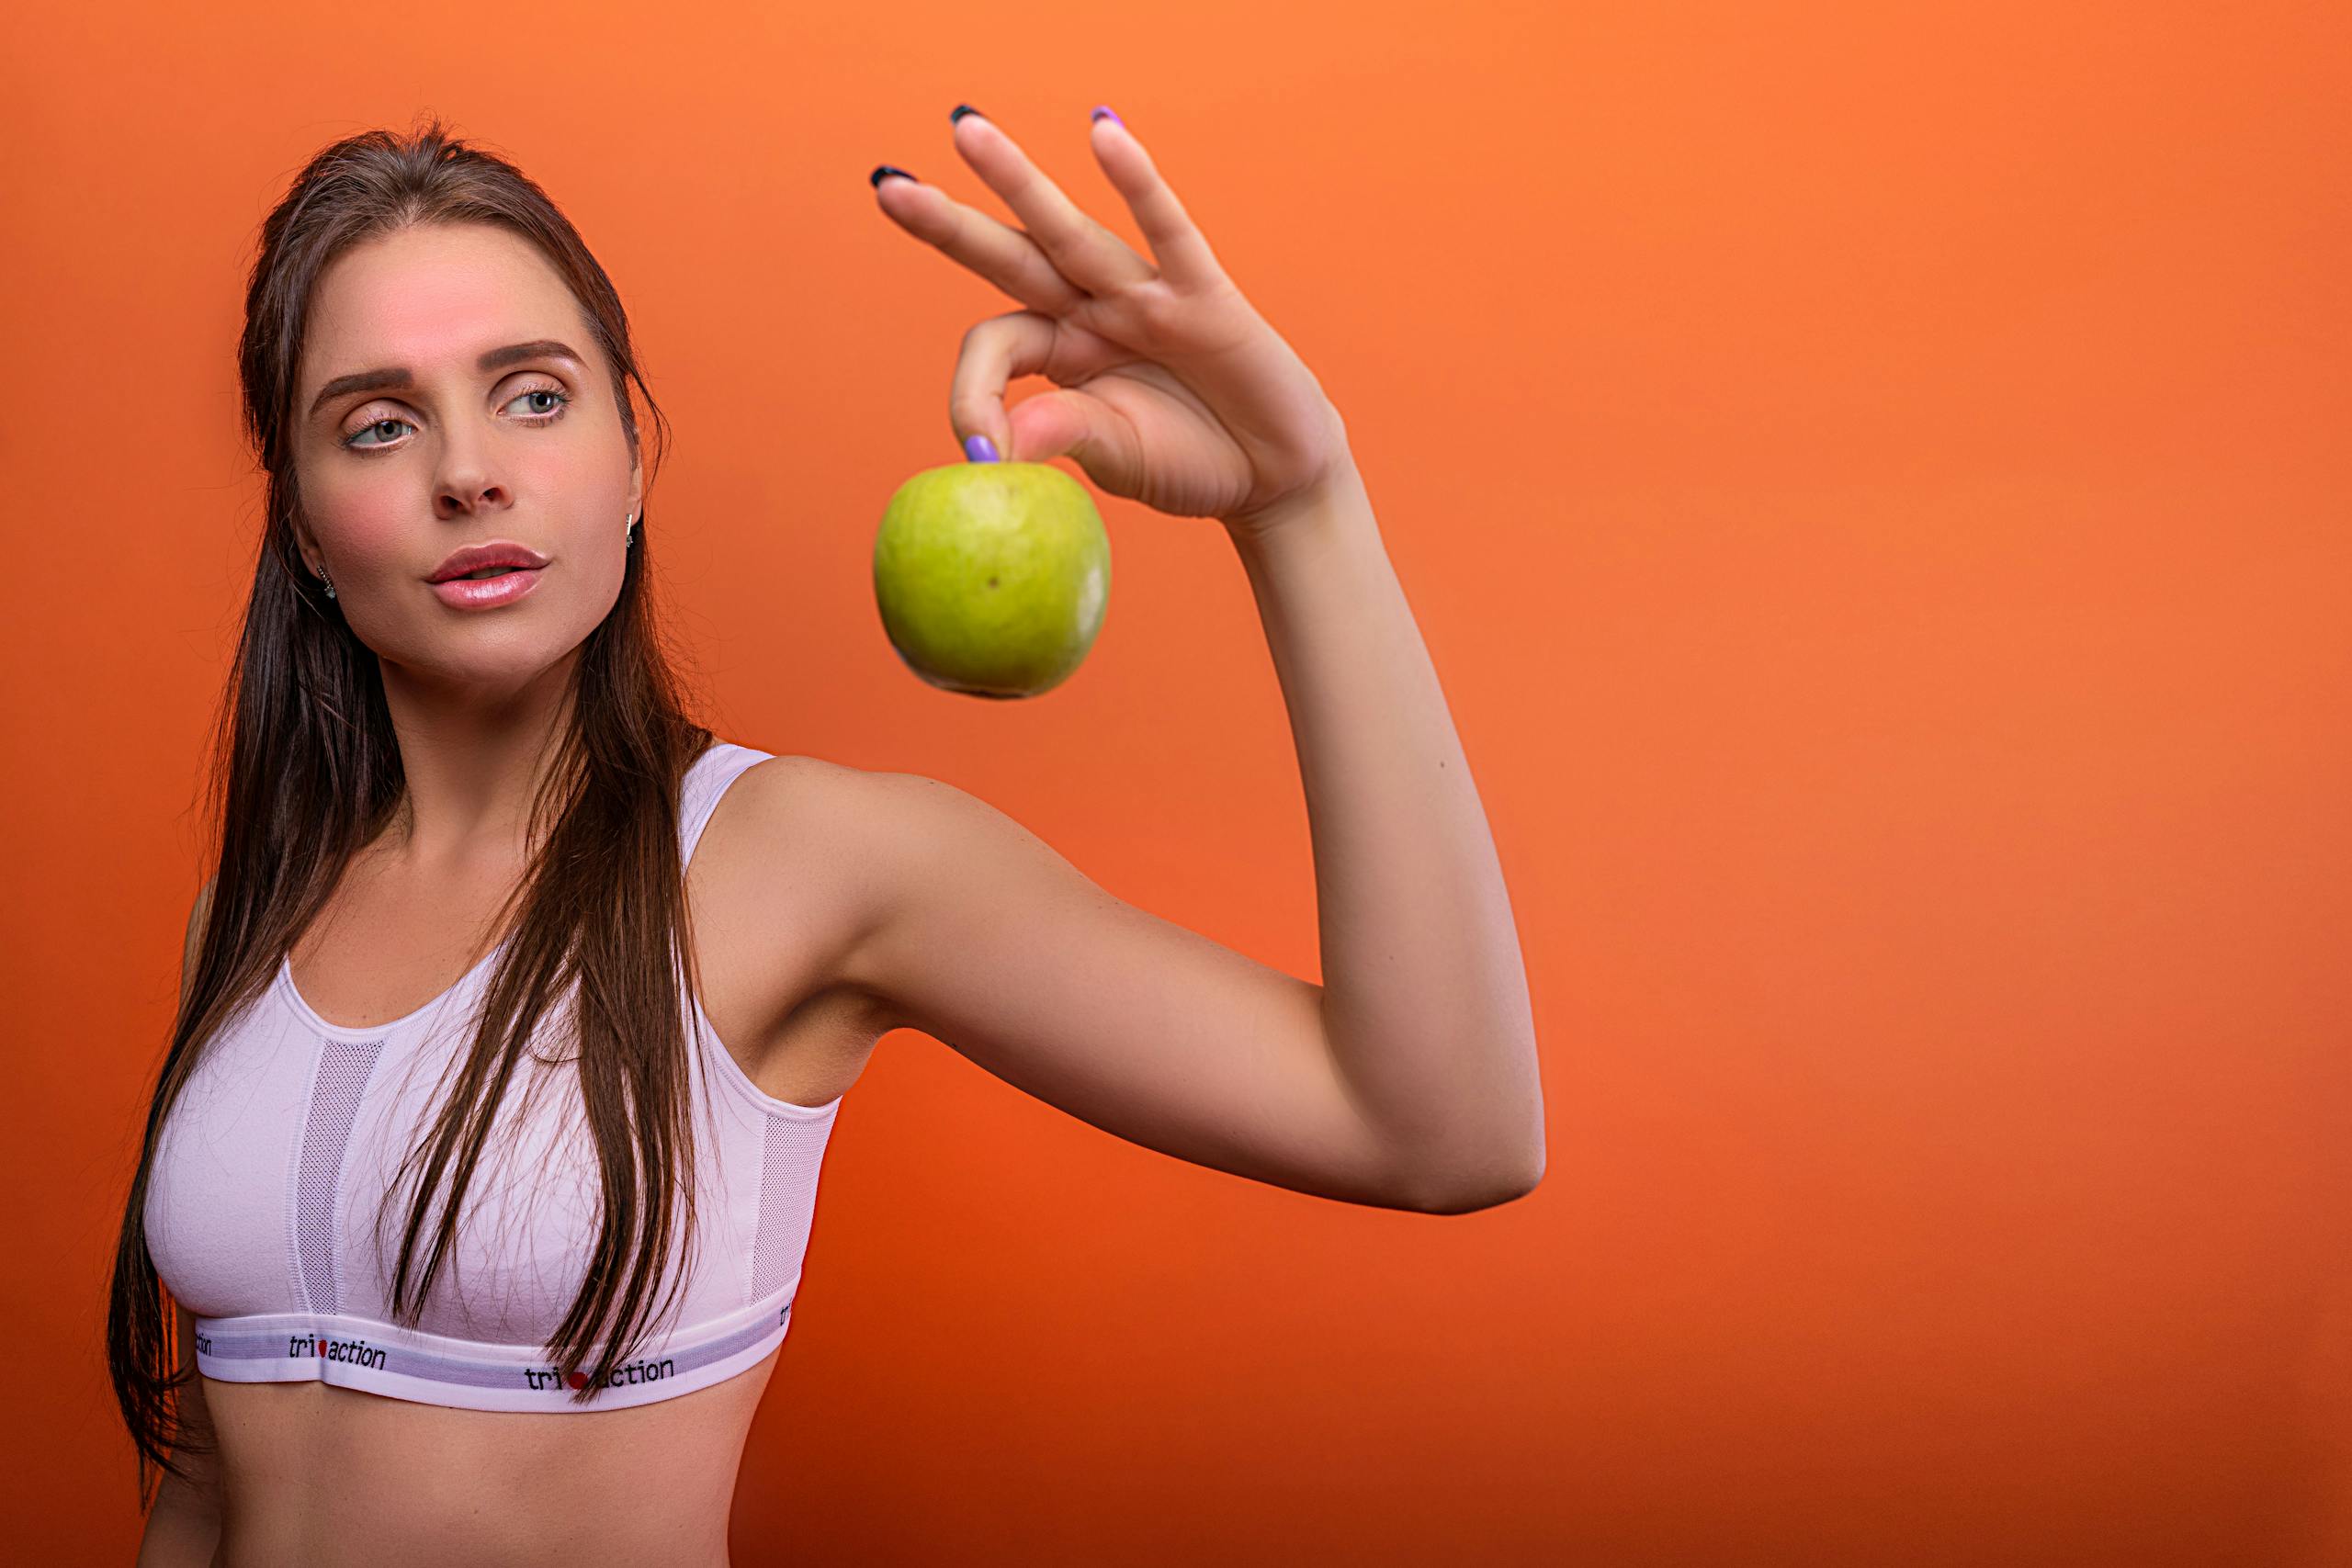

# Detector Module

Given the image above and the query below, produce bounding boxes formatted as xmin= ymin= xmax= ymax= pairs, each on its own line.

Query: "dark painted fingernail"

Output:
xmin=965 ymin=434 xmax=1000 ymax=463
xmin=1091 ymin=105 xmax=1123 ymax=128
xmin=950 ymin=104 xmax=985 ymax=125
xmin=869 ymin=164 xmax=917 ymax=189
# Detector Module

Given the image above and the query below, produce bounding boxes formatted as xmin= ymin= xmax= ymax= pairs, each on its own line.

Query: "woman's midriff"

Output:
xmin=203 ymin=1347 xmax=776 ymax=1567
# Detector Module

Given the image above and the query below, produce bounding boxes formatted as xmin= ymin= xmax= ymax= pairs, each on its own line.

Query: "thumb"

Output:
xmin=985 ymin=387 xmax=1138 ymax=494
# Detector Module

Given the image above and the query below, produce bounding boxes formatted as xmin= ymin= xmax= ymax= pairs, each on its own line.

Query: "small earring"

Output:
xmin=625 ymin=511 xmax=637 ymax=548
xmin=315 ymin=563 xmax=336 ymax=601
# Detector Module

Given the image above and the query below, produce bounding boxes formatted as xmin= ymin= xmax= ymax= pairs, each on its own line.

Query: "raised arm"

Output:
xmin=776 ymin=738 xmax=1536 ymax=1215
xmin=854 ymin=106 xmax=1544 ymax=1212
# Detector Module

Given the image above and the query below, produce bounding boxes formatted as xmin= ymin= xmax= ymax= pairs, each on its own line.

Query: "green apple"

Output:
xmin=872 ymin=459 xmax=1112 ymax=699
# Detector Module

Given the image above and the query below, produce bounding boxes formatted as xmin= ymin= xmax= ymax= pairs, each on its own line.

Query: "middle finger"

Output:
xmin=947 ymin=106 xmax=1158 ymax=298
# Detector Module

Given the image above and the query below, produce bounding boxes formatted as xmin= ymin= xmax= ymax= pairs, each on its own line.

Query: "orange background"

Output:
xmin=6 ymin=2 xmax=2347 ymax=1562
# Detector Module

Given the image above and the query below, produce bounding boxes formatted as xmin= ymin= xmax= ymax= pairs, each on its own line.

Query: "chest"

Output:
xmin=286 ymin=775 xmax=883 ymax=1111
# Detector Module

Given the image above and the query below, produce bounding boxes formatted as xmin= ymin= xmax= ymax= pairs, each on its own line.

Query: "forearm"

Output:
xmin=1225 ymin=457 xmax=1545 ymax=1209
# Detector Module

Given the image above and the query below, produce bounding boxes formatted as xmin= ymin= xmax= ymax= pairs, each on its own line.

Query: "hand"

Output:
xmin=873 ymin=107 xmax=1354 ymax=536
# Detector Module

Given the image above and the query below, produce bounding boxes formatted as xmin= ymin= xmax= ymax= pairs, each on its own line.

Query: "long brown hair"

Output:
xmin=107 ymin=115 xmax=730 ymax=1508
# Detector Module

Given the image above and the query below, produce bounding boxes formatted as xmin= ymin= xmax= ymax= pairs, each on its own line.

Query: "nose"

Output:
xmin=436 ymin=479 xmax=509 ymax=517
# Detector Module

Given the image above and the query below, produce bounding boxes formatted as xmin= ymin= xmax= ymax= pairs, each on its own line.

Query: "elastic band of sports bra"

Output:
xmin=187 ymin=1277 xmax=802 ymax=1413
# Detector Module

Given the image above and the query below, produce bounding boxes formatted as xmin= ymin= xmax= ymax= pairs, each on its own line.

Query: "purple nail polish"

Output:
xmin=965 ymin=433 xmax=1000 ymax=462
xmin=1091 ymin=105 xmax=1123 ymax=128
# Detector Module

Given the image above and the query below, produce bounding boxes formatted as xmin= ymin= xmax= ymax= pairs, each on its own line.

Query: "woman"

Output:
xmin=115 ymin=108 xmax=1544 ymax=1564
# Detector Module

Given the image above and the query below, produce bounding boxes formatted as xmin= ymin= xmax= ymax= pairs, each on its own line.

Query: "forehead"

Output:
xmin=300 ymin=223 xmax=585 ymax=390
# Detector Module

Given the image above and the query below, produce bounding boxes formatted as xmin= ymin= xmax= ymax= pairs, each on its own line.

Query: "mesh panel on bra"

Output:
xmin=751 ymin=1113 xmax=830 ymax=1299
xmin=289 ymin=1036 xmax=385 ymax=1316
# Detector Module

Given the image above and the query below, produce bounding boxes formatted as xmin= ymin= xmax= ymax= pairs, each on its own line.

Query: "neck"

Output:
xmin=371 ymin=648 xmax=581 ymax=870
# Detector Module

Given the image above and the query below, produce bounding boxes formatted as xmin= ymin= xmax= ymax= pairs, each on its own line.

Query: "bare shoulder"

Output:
xmin=718 ymin=752 xmax=900 ymax=906
xmin=716 ymin=760 xmax=1026 ymax=1031
xmin=180 ymin=874 xmax=220 ymax=1009
xmin=694 ymin=751 xmax=909 ymax=1005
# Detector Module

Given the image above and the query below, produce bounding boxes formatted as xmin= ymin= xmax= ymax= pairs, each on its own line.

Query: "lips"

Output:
xmin=428 ymin=540 xmax=550 ymax=582
xmin=430 ymin=566 xmax=546 ymax=609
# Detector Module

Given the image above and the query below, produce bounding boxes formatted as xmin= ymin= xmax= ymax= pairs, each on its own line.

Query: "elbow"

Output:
xmin=1402 ymin=1145 xmax=1545 ymax=1216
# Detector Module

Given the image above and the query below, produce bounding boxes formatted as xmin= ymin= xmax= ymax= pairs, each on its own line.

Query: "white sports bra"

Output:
xmin=142 ymin=739 xmax=844 ymax=1412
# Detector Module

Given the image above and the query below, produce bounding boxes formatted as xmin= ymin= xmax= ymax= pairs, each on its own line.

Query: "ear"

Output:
xmin=290 ymin=516 xmax=323 ymax=578
xmin=627 ymin=450 xmax=643 ymax=524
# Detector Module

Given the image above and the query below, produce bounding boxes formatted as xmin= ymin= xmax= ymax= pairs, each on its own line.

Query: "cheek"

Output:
xmin=305 ymin=475 xmax=419 ymax=578
xmin=513 ymin=443 xmax=588 ymax=496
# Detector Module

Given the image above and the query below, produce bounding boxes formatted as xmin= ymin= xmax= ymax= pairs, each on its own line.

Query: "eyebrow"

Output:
xmin=306 ymin=340 xmax=584 ymax=421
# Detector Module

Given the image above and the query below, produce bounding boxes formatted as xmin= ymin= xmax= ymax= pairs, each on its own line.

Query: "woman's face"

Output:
xmin=290 ymin=221 xmax=641 ymax=696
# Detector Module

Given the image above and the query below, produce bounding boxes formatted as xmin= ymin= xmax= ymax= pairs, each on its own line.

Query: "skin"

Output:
xmin=290 ymin=220 xmax=643 ymax=875
xmin=149 ymin=109 xmax=1540 ymax=1564
xmin=167 ymin=224 xmax=775 ymax=1566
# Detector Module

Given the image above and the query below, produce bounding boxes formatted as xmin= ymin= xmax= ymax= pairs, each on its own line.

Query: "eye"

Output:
xmin=339 ymin=382 xmax=573 ymax=452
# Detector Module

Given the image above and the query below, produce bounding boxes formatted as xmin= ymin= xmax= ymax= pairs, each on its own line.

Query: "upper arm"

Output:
xmin=163 ymin=887 xmax=225 ymax=1510
xmin=820 ymin=766 xmax=1434 ymax=1212
xmin=155 ymin=1299 xmax=222 ymax=1517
